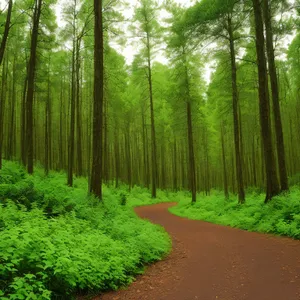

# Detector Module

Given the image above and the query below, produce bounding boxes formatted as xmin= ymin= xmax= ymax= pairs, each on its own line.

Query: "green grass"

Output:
xmin=169 ymin=189 xmax=300 ymax=239
xmin=0 ymin=162 xmax=171 ymax=299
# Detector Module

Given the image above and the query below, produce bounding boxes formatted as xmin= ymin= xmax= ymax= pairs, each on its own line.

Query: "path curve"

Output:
xmin=98 ymin=203 xmax=300 ymax=300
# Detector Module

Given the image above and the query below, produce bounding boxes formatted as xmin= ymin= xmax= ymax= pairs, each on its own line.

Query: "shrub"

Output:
xmin=0 ymin=161 xmax=171 ymax=299
xmin=169 ymin=189 xmax=300 ymax=239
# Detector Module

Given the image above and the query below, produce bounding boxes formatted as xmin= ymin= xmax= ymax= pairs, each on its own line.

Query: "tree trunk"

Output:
xmin=263 ymin=0 xmax=288 ymax=192
xmin=125 ymin=124 xmax=132 ymax=191
xmin=45 ymin=61 xmax=51 ymax=176
xmin=252 ymin=0 xmax=280 ymax=202
xmin=9 ymin=58 xmax=16 ymax=159
xmin=21 ymin=74 xmax=27 ymax=166
xmin=228 ymin=15 xmax=245 ymax=203
xmin=75 ymin=39 xmax=83 ymax=176
xmin=173 ymin=137 xmax=178 ymax=191
xmin=68 ymin=23 xmax=76 ymax=186
xmin=141 ymin=112 xmax=149 ymax=188
xmin=59 ymin=78 xmax=64 ymax=170
xmin=183 ymin=51 xmax=197 ymax=203
xmin=90 ymin=0 xmax=104 ymax=199
xmin=103 ymin=97 xmax=109 ymax=183
xmin=146 ymin=31 xmax=157 ymax=198
xmin=221 ymin=122 xmax=229 ymax=199
xmin=26 ymin=0 xmax=42 ymax=174
xmin=0 ymin=0 xmax=12 ymax=66
xmin=114 ymin=126 xmax=120 ymax=188
xmin=0 ymin=57 xmax=7 ymax=168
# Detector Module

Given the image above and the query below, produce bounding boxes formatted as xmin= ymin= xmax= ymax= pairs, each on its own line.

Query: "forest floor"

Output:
xmin=98 ymin=202 xmax=300 ymax=300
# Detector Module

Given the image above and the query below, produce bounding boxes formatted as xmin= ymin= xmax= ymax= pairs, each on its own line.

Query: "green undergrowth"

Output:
xmin=170 ymin=189 xmax=300 ymax=239
xmin=115 ymin=185 xmax=182 ymax=208
xmin=0 ymin=161 xmax=171 ymax=299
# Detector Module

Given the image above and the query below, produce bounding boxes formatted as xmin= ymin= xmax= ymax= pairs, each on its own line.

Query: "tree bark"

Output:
xmin=59 ymin=78 xmax=64 ymax=170
xmin=183 ymin=50 xmax=197 ymax=203
xmin=263 ymin=0 xmax=288 ymax=192
xmin=90 ymin=0 xmax=104 ymax=199
xmin=146 ymin=30 xmax=158 ymax=198
xmin=26 ymin=0 xmax=42 ymax=174
xmin=75 ymin=39 xmax=83 ymax=176
xmin=252 ymin=0 xmax=280 ymax=202
xmin=228 ymin=15 xmax=245 ymax=203
xmin=0 ymin=0 xmax=12 ymax=66
xmin=221 ymin=122 xmax=229 ymax=199
xmin=0 ymin=58 xmax=8 ymax=168
xmin=21 ymin=74 xmax=27 ymax=166
xmin=114 ymin=126 xmax=120 ymax=188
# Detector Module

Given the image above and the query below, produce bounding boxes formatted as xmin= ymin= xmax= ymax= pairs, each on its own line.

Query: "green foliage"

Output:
xmin=170 ymin=189 xmax=300 ymax=239
xmin=0 ymin=162 xmax=171 ymax=299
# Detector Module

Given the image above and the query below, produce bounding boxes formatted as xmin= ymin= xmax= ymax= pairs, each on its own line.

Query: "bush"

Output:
xmin=169 ymin=189 xmax=300 ymax=239
xmin=0 ymin=161 xmax=171 ymax=299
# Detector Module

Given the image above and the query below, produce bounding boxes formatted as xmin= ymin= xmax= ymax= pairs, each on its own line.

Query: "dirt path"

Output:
xmin=97 ymin=203 xmax=300 ymax=300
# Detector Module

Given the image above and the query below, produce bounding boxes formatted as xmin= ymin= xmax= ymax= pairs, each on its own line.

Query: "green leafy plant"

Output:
xmin=0 ymin=162 xmax=171 ymax=299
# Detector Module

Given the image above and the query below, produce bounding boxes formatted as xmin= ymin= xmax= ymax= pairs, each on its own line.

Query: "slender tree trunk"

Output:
xmin=173 ymin=137 xmax=178 ymax=191
xmin=90 ymin=0 xmax=104 ymax=199
xmin=68 ymin=24 xmax=76 ymax=186
xmin=9 ymin=58 xmax=16 ymax=159
xmin=59 ymin=78 xmax=64 ymax=170
xmin=125 ymin=124 xmax=132 ymax=191
xmin=252 ymin=0 xmax=280 ymax=202
xmin=183 ymin=51 xmax=197 ymax=202
xmin=221 ymin=122 xmax=229 ymax=199
xmin=114 ymin=126 xmax=120 ymax=188
xmin=26 ymin=0 xmax=42 ymax=174
xmin=103 ymin=97 xmax=109 ymax=183
xmin=160 ymin=141 xmax=166 ymax=190
xmin=146 ymin=31 xmax=157 ymax=198
xmin=141 ymin=112 xmax=149 ymax=188
xmin=45 ymin=62 xmax=51 ymax=176
xmin=0 ymin=57 xmax=7 ymax=168
xmin=75 ymin=39 xmax=83 ymax=176
xmin=263 ymin=0 xmax=288 ymax=192
xmin=0 ymin=0 xmax=12 ymax=66
xmin=21 ymin=74 xmax=27 ymax=166
xmin=228 ymin=15 xmax=245 ymax=203
xmin=252 ymin=135 xmax=257 ymax=186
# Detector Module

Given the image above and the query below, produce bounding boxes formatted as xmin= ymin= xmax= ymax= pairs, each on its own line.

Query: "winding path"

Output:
xmin=98 ymin=203 xmax=300 ymax=300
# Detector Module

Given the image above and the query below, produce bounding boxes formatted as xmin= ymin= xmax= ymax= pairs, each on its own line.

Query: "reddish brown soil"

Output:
xmin=97 ymin=203 xmax=300 ymax=300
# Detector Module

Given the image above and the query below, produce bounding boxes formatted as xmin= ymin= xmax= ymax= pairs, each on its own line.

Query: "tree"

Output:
xmin=252 ymin=0 xmax=280 ymax=202
xmin=167 ymin=3 xmax=201 ymax=202
xmin=0 ymin=0 xmax=13 ymax=169
xmin=182 ymin=0 xmax=246 ymax=203
xmin=26 ymin=0 xmax=43 ymax=174
xmin=263 ymin=0 xmax=288 ymax=192
xmin=90 ymin=0 xmax=104 ymax=199
xmin=131 ymin=0 xmax=162 ymax=198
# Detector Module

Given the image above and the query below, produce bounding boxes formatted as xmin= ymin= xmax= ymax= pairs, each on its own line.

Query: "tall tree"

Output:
xmin=263 ymin=0 xmax=288 ymax=192
xmin=90 ymin=0 xmax=104 ymax=199
xmin=252 ymin=0 xmax=280 ymax=202
xmin=25 ymin=0 xmax=42 ymax=174
xmin=132 ymin=0 xmax=162 ymax=198
xmin=182 ymin=0 xmax=246 ymax=203
xmin=0 ymin=0 xmax=12 ymax=66
xmin=0 ymin=0 xmax=13 ymax=169
xmin=167 ymin=3 xmax=201 ymax=202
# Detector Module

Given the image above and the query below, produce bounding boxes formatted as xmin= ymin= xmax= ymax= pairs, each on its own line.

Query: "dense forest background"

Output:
xmin=0 ymin=0 xmax=299 ymax=203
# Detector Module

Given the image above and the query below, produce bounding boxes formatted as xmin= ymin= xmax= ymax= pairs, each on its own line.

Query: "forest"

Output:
xmin=0 ymin=0 xmax=300 ymax=299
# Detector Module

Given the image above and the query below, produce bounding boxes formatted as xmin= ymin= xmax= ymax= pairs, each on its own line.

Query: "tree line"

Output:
xmin=0 ymin=0 xmax=299 ymax=203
